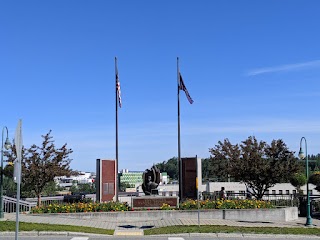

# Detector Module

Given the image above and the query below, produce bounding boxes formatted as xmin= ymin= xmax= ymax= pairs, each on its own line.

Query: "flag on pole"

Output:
xmin=116 ymin=65 xmax=122 ymax=108
xmin=179 ymin=73 xmax=194 ymax=104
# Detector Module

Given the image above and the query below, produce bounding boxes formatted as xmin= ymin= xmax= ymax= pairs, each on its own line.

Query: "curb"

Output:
xmin=156 ymin=233 xmax=320 ymax=239
xmin=114 ymin=229 xmax=144 ymax=236
xmin=0 ymin=231 xmax=113 ymax=237
xmin=0 ymin=231 xmax=320 ymax=238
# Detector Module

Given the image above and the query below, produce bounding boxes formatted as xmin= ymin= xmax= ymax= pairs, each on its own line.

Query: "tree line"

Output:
xmin=1 ymin=133 xmax=315 ymax=203
xmin=156 ymin=136 xmax=314 ymax=199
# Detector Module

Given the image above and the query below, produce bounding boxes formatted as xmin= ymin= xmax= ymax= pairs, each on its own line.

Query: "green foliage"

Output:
xmin=2 ymin=175 xmax=16 ymax=197
xmin=30 ymin=199 xmax=274 ymax=214
xmin=42 ymin=181 xmax=63 ymax=197
xmin=69 ymin=183 xmax=79 ymax=194
xmin=119 ymin=182 xmax=132 ymax=192
xmin=309 ymin=171 xmax=320 ymax=186
xmin=145 ymin=225 xmax=320 ymax=236
xmin=209 ymin=136 xmax=300 ymax=199
xmin=1 ymin=164 xmax=14 ymax=177
xmin=6 ymin=130 xmax=73 ymax=206
xmin=31 ymin=201 xmax=130 ymax=214
xmin=290 ymin=172 xmax=307 ymax=193
xmin=202 ymin=157 xmax=231 ymax=182
xmin=70 ymin=183 xmax=96 ymax=194
xmin=78 ymin=183 xmax=96 ymax=194
xmin=155 ymin=157 xmax=178 ymax=180
xmin=179 ymin=199 xmax=274 ymax=210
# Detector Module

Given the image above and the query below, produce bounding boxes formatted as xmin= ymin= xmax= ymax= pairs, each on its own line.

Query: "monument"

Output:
xmin=132 ymin=165 xmax=179 ymax=209
xmin=96 ymin=159 xmax=116 ymax=202
xmin=142 ymin=165 xmax=160 ymax=195
xmin=181 ymin=157 xmax=202 ymax=200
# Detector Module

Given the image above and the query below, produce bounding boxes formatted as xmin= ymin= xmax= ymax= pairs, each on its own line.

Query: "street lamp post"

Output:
xmin=0 ymin=126 xmax=11 ymax=219
xmin=299 ymin=137 xmax=312 ymax=226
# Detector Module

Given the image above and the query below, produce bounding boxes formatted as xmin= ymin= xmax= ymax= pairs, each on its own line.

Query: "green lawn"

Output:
xmin=2 ymin=221 xmax=320 ymax=236
xmin=0 ymin=221 xmax=114 ymax=235
xmin=144 ymin=225 xmax=320 ymax=235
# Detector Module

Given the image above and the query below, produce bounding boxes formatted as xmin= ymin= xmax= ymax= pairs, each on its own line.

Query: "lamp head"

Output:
xmin=298 ymin=147 xmax=305 ymax=160
xmin=4 ymin=137 xmax=11 ymax=150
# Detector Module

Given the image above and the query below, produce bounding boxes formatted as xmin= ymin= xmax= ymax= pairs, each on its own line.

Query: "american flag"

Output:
xmin=179 ymin=73 xmax=193 ymax=104
xmin=116 ymin=68 xmax=122 ymax=108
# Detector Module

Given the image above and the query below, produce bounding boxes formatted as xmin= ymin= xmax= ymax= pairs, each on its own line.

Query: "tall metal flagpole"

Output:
xmin=177 ymin=57 xmax=182 ymax=202
xmin=115 ymin=57 xmax=119 ymax=202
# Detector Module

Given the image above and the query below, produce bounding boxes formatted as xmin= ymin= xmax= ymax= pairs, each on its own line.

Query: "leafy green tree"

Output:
xmin=209 ymin=136 xmax=300 ymax=199
xmin=119 ymin=182 xmax=132 ymax=192
xmin=6 ymin=131 xmax=73 ymax=206
xmin=69 ymin=183 xmax=79 ymax=194
xmin=42 ymin=181 xmax=63 ymax=196
xmin=203 ymin=157 xmax=231 ymax=182
xmin=155 ymin=157 xmax=178 ymax=180
xmin=2 ymin=175 xmax=16 ymax=197
xmin=78 ymin=183 xmax=96 ymax=194
xmin=290 ymin=172 xmax=307 ymax=195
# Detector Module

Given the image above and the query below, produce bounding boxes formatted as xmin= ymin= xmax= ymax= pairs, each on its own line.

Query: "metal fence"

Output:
xmin=24 ymin=196 xmax=64 ymax=206
xmin=3 ymin=196 xmax=37 ymax=213
xmin=202 ymin=192 xmax=299 ymax=207
xmin=2 ymin=194 xmax=97 ymax=213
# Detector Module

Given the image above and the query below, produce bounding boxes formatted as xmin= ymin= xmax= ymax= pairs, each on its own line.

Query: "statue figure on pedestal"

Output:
xmin=142 ymin=165 xmax=160 ymax=195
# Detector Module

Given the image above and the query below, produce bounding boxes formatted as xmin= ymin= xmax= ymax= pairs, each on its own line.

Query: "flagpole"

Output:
xmin=115 ymin=57 xmax=119 ymax=202
xmin=177 ymin=57 xmax=183 ymax=202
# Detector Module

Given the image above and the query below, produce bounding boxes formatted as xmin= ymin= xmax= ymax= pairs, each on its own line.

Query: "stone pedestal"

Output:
xmin=132 ymin=196 xmax=179 ymax=209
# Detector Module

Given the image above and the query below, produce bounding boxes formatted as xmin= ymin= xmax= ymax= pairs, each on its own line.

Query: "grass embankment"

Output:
xmin=2 ymin=221 xmax=319 ymax=236
xmin=0 ymin=221 xmax=114 ymax=235
xmin=144 ymin=225 xmax=320 ymax=236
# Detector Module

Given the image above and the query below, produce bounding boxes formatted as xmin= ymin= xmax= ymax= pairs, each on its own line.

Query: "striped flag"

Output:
xmin=179 ymin=73 xmax=193 ymax=104
xmin=116 ymin=66 xmax=122 ymax=108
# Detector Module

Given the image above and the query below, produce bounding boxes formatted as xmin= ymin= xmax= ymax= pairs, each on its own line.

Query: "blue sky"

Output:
xmin=1 ymin=1 xmax=320 ymax=172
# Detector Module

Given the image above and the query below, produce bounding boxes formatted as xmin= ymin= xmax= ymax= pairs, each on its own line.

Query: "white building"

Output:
xmin=55 ymin=171 xmax=95 ymax=189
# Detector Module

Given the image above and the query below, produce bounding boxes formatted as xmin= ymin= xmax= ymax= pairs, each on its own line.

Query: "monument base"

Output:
xmin=132 ymin=196 xmax=179 ymax=209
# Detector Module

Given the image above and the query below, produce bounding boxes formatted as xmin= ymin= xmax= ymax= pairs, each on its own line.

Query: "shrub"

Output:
xmin=309 ymin=172 xmax=320 ymax=186
xmin=31 ymin=201 xmax=130 ymax=214
xmin=179 ymin=199 xmax=274 ymax=210
xmin=31 ymin=199 xmax=274 ymax=214
xmin=290 ymin=172 xmax=307 ymax=194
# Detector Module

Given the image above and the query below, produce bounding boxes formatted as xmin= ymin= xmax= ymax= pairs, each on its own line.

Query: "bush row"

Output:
xmin=31 ymin=199 xmax=274 ymax=214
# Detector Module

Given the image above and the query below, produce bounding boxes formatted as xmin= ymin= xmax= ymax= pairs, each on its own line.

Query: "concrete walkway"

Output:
xmin=4 ymin=213 xmax=320 ymax=236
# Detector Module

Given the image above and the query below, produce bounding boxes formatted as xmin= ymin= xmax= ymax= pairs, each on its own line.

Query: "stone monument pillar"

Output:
xmin=96 ymin=159 xmax=116 ymax=202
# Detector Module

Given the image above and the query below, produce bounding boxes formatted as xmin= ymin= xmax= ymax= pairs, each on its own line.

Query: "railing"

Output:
xmin=3 ymin=194 xmax=97 ymax=213
xmin=3 ymin=196 xmax=37 ymax=213
xmin=25 ymin=196 xmax=64 ymax=206
xmin=202 ymin=192 xmax=299 ymax=207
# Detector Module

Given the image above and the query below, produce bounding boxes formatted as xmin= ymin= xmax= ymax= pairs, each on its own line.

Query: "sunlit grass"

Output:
xmin=0 ymin=221 xmax=113 ymax=235
xmin=144 ymin=225 xmax=320 ymax=235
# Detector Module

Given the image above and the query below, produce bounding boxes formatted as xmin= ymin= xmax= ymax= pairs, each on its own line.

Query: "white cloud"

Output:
xmin=247 ymin=60 xmax=320 ymax=76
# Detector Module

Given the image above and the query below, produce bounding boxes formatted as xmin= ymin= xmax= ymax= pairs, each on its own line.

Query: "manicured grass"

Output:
xmin=2 ymin=221 xmax=320 ymax=236
xmin=0 ymin=221 xmax=114 ymax=235
xmin=144 ymin=225 xmax=320 ymax=236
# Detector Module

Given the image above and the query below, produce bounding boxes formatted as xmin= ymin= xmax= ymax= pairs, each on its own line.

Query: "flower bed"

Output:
xmin=179 ymin=199 xmax=275 ymax=210
xmin=31 ymin=201 xmax=130 ymax=214
xmin=31 ymin=199 xmax=274 ymax=214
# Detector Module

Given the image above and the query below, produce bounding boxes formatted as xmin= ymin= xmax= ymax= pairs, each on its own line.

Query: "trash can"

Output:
xmin=299 ymin=197 xmax=313 ymax=217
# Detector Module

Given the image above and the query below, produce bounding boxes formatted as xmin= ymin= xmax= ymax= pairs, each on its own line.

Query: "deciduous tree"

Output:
xmin=209 ymin=136 xmax=300 ymax=199
xmin=155 ymin=157 xmax=178 ymax=180
xmin=6 ymin=131 xmax=73 ymax=206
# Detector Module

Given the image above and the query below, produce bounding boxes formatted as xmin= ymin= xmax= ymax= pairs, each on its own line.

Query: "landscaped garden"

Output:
xmin=31 ymin=198 xmax=275 ymax=214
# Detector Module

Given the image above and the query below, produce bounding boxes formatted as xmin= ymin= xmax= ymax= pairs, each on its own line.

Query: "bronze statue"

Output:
xmin=142 ymin=165 xmax=160 ymax=195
